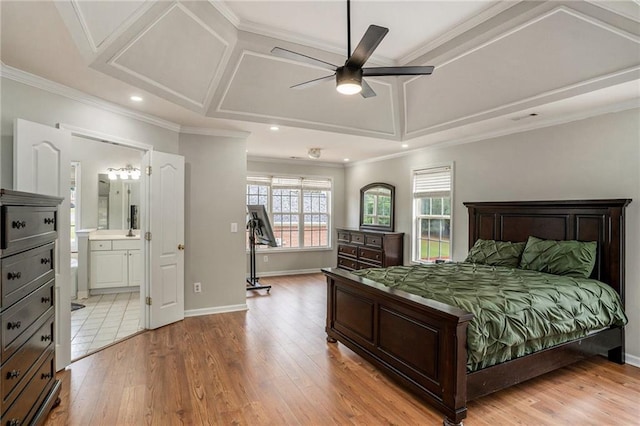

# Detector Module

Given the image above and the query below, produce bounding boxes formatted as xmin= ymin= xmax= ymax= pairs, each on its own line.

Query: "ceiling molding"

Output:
xmin=180 ymin=126 xmax=250 ymax=139
xmin=350 ymin=98 xmax=640 ymax=168
xmin=207 ymin=0 xmax=241 ymax=27
xmin=107 ymin=2 xmax=230 ymax=110
xmin=247 ymin=155 xmax=345 ymax=169
xmin=402 ymin=5 xmax=640 ymax=138
xmin=400 ymin=1 xmax=520 ymax=65
xmin=216 ymin=50 xmax=399 ymax=138
xmin=0 ymin=63 xmax=181 ymax=132
xmin=586 ymin=0 xmax=640 ymax=23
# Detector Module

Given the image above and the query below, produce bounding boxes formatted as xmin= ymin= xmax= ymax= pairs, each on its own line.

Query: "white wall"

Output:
xmin=247 ymin=159 xmax=346 ymax=275
xmin=180 ymin=133 xmax=248 ymax=312
xmin=344 ymin=108 xmax=640 ymax=364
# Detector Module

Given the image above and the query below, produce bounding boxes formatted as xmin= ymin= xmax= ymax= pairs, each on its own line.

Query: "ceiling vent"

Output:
xmin=308 ymin=148 xmax=322 ymax=159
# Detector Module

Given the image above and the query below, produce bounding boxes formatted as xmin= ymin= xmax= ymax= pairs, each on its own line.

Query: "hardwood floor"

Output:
xmin=46 ymin=273 xmax=640 ymax=425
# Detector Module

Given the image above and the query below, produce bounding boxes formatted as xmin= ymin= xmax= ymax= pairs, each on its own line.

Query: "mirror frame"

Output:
xmin=359 ymin=182 xmax=395 ymax=232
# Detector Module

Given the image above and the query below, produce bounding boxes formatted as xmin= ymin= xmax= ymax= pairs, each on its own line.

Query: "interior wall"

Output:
xmin=246 ymin=159 xmax=346 ymax=275
xmin=344 ymin=107 xmax=640 ymax=363
xmin=179 ymin=133 xmax=247 ymax=312
xmin=0 ymin=77 xmax=179 ymax=188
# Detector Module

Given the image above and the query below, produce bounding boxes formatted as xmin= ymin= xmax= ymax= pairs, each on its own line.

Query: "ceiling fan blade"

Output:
xmin=271 ymin=47 xmax=338 ymax=71
xmin=345 ymin=25 xmax=389 ymax=69
xmin=363 ymin=66 xmax=435 ymax=76
xmin=360 ymin=79 xmax=376 ymax=98
xmin=290 ymin=74 xmax=335 ymax=90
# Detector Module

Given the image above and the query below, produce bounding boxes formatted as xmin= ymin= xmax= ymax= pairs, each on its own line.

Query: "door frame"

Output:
xmin=58 ymin=124 xmax=154 ymax=333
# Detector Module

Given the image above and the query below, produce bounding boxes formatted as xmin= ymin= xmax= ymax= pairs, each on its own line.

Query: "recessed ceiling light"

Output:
xmin=343 ymin=158 xmax=350 ymax=162
xmin=270 ymin=125 xmax=279 ymax=131
xmin=130 ymin=95 xmax=143 ymax=102
xmin=401 ymin=143 xmax=409 ymax=148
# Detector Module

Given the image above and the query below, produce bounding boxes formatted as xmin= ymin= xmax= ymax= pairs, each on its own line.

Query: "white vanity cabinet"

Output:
xmin=89 ymin=238 xmax=141 ymax=289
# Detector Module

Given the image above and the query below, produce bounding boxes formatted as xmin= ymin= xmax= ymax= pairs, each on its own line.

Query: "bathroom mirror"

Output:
xmin=360 ymin=183 xmax=395 ymax=232
xmin=97 ymin=174 xmax=140 ymax=230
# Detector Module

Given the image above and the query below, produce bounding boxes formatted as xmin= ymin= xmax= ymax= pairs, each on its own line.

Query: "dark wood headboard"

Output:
xmin=464 ymin=199 xmax=631 ymax=303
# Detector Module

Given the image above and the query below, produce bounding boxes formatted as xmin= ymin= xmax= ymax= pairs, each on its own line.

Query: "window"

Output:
xmin=412 ymin=165 xmax=452 ymax=263
xmin=246 ymin=175 xmax=331 ymax=249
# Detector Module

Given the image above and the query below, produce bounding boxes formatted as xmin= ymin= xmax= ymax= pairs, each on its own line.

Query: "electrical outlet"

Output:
xmin=193 ymin=282 xmax=202 ymax=293
xmin=263 ymin=255 xmax=268 ymax=263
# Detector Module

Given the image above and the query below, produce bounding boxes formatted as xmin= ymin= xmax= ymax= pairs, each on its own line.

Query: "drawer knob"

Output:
xmin=6 ymin=370 xmax=21 ymax=379
xmin=44 ymin=217 xmax=55 ymax=225
xmin=7 ymin=271 xmax=21 ymax=280
xmin=41 ymin=372 xmax=53 ymax=380
xmin=41 ymin=296 xmax=51 ymax=304
xmin=41 ymin=258 xmax=51 ymax=265
xmin=41 ymin=334 xmax=52 ymax=342
xmin=11 ymin=220 xmax=26 ymax=229
xmin=7 ymin=321 xmax=21 ymax=330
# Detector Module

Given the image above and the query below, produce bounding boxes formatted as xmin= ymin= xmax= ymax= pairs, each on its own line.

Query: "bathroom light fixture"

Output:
xmin=308 ymin=148 xmax=321 ymax=159
xmin=107 ymin=165 xmax=141 ymax=180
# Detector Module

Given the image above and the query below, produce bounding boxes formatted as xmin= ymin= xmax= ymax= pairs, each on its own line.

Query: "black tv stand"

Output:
xmin=246 ymin=218 xmax=271 ymax=293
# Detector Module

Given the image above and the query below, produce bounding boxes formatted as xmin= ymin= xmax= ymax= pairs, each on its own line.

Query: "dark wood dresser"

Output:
xmin=336 ymin=228 xmax=403 ymax=270
xmin=1 ymin=189 xmax=62 ymax=425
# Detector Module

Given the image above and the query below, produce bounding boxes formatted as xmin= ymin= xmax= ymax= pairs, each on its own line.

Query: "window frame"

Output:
xmin=411 ymin=163 xmax=454 ymax=264
xmin=246 ymin=174 xmax=333 ymax=251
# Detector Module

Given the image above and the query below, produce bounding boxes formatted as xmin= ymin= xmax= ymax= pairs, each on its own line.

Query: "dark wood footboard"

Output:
xmin=324 ymin=267 xmax=474 ymax=425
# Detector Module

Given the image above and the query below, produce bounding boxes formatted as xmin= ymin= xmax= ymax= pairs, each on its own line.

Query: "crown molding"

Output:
xmin=586 ymin=0 xmax=640 ymax=23
xmin=207 ymin=0 xmax=241 ymax=27
xmin=0 ymin=63 xmax=182 ymax=132
xmin=247 ymin=155 xmax=345 ymax=169
xmin=180 ymin=126 xmax=250 ymax=139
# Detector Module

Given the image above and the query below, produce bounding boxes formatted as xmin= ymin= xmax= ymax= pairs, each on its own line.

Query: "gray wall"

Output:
xmin=180 ymin=133 xmax=247 ymax=311
xmin=247 ymin=159 xmax=346 ymax=275
xmin=344 ymin=108 xmax=640 ymax=363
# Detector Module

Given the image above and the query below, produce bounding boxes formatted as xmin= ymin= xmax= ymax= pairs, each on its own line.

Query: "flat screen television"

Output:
xmin=247 ymin=205 xmax=278 ymax=247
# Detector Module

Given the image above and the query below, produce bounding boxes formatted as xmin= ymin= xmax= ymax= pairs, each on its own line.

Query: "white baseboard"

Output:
xmin=626 ymin=352 xmax=640 ymax=368
xmin=253 ymin=268 xmax=326 ymax=277
xmin=184 ymin=303 xmax=248 ymax=318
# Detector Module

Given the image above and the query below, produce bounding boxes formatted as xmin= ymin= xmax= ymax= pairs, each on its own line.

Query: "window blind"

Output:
xmin=413 ymin=166 xmax=451 ymax=198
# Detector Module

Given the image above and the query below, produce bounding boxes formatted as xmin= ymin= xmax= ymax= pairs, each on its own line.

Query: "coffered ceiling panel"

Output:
xmin=110 ymin=3 xmax=229 ymax=108
xmin=404 ymin=6 xmax=640 ymax=136
xmin=217 ymin=52 xmax=398 ymax=137
xmin=72 ymin=0 xmax=146 ymax=51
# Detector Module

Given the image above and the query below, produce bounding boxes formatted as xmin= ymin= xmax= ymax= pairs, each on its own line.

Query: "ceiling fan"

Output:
xmin=271 ymin=0 xmax=434 ymax=98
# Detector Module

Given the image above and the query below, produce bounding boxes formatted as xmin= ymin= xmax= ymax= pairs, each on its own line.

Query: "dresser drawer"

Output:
xmin=337 ymin=231 xmax=351 ymax=243
xmin=350 ymin=232 xmax=365 ymax=245
xmin=89 ymin=240 xmax=112 ymax=251
xmin=1 ymin=206 xmax=57 ymax=255
xmin=2 ymin=352 xmax=55 ymax=426
xmin=1 ymin=243 xmax=54 ymax=310
xmin=365 ymin=234 xmax=383 ymax=248
xmin=338 ymin=244 xmax=358 ymax=259
xmin=359 ymin=247 xmax=383 ymax=266
xmin=2 ymin=315 xmax=53 ymax=405
xmin=337 ymin=256 xmax=358 ymax=271
xmin=1 ymin=281 xmax=54 ymax=360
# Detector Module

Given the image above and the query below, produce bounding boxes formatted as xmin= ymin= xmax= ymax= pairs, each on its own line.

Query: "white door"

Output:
xmin=144 ymin=151 xmax=185 ymax=329
xmin=14 ymin=118 xmax=71 ymax=371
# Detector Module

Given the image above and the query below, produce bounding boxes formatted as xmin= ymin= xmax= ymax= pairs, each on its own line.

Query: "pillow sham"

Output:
xmin=519 ymin=236 xmax=597 ymax=278
xmin=464 ymin=239 xmax=526 ymax=268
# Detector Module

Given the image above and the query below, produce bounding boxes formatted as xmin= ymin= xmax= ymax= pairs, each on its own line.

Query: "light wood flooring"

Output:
xmin=47 ymin=273 xmax=640 ymax=425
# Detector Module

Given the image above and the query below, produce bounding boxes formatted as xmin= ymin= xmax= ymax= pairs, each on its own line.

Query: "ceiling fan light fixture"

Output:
xmin=336 ymin=67 xmax=362 ymax=95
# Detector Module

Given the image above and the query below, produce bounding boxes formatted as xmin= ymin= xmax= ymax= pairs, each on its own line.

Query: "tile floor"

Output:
xmin=71 ymin=292 xmax=141 ymax=360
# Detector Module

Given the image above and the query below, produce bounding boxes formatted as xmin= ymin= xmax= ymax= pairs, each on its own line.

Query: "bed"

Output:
xmin=322 ymin=199 xmax=631 ymax=425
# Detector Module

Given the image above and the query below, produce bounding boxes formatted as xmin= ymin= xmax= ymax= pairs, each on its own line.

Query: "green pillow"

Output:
xmin=464 ymin=239 xmax=526 ymax=268
xmin=519 ymin=236 xmax=597 ymax=278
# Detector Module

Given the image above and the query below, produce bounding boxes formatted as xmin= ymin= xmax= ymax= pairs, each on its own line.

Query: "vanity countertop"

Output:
xmin=89 ymin=231 xmax=141 ymax=241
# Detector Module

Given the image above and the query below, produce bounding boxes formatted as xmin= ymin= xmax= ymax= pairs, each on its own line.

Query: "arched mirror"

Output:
xmin=360 ymin=183 xmax=395 ymax=232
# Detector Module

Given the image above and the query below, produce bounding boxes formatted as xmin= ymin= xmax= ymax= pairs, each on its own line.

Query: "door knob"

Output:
xmin=178 ymin=244 xmax=185 ymax=250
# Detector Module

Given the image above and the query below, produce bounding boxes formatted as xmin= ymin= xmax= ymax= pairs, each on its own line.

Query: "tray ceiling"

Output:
xmin=1 ymin=1 xmax=639 ymax=162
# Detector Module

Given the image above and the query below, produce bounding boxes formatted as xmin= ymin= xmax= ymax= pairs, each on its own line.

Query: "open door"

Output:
xmin=14 ymin=118 xmax=71 ymax=371
xmin=143 ymin=150 xmax=185 ymax=329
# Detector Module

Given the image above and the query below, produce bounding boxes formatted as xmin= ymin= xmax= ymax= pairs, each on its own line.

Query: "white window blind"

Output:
xmin=413 ymin=166 xmax=452 ymax=198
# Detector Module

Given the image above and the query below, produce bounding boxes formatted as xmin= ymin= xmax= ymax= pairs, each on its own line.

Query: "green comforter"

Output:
xmin=352 ymin=263 xmax=627 ymax=371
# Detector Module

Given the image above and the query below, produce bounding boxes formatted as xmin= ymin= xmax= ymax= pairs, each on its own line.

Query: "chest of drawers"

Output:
xmin=1 ymin=189 xmax=62 ymax=426
xmin=336 ymin=228 xmax=403 ymax=271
